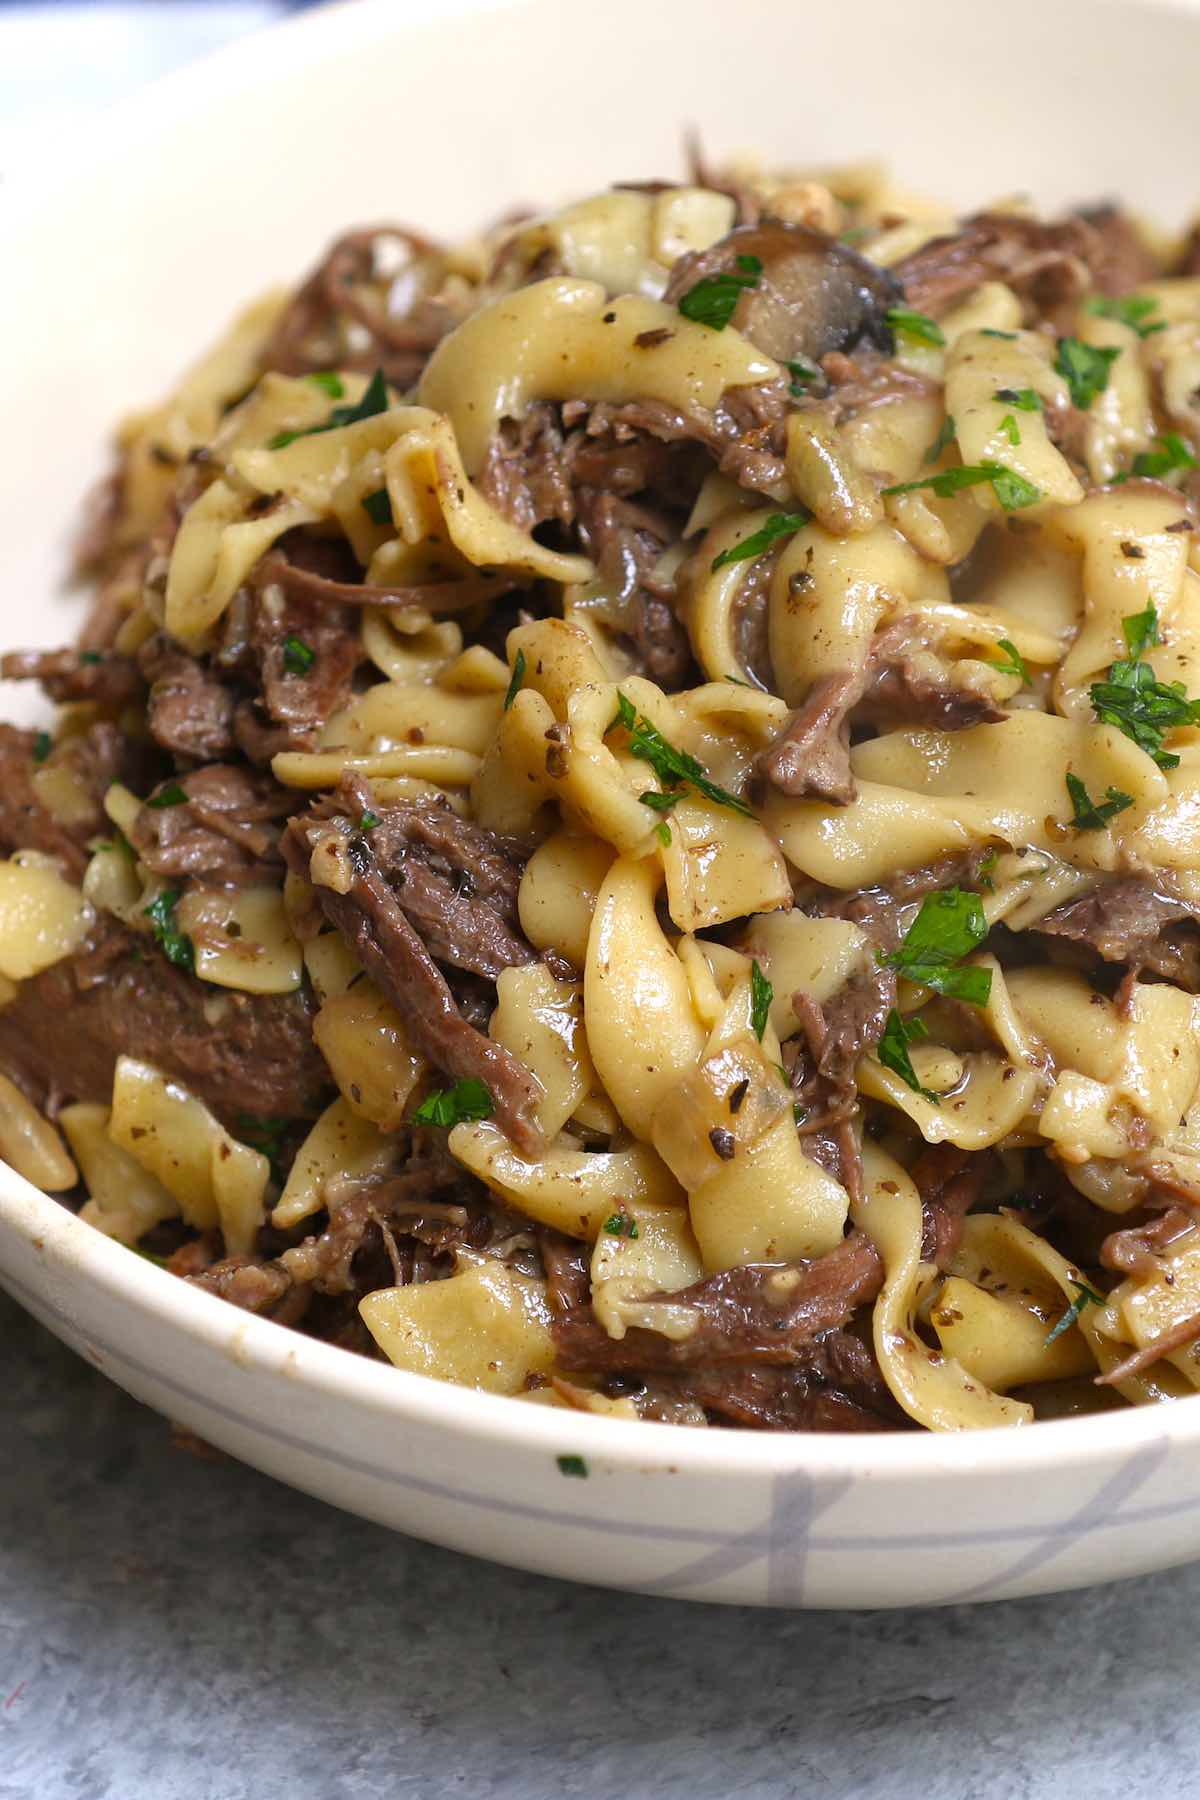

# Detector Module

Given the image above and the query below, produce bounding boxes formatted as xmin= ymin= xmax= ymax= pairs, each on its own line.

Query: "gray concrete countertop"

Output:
xmin=1 ymin=1286 xmax=1190 ymax=1800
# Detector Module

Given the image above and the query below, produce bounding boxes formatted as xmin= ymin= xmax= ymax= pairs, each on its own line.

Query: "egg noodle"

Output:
xmin=6 ymin=158 xmax=1200 ymax=1432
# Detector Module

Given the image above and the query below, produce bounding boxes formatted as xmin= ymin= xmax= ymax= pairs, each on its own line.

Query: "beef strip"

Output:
xmin=129 ymin=763 xmax=297 ymax=882
xmin=538 ymin=1226 xmax=591 ymax=1313
xmin=0 ymin=722 xmax=139 ymax=879
xmin=788 ymin=968 xmax=896 ymax=1202
xmin=139 ymin=633 xmax=238 ymax=763
xmin=1101 ymin=1205 xmax=1197 ymax=1277
xmin=893 ymin=208 xmax=1157 ymax=325
xmin=261 ymin=225 xmax=462 ymax=390
xmin=355 ymin=778 xmax=537 ymax=980
xmin=1034 ymin=877 xmax=1200 ymax=991
xmin=282 ymin=786 xmax=543 ymax=1152
xmin=759 ymin=617 xmax=1005 ymax=804
xmin=552 ymin=1230 xmax=884 ymax=1374
xmin=663 ymin=221 xmax=901 ymax=366
xmin=251 ymin=550 xmax=520 ymax=618
xmin=234 ymin=544 xmax=366 ymax=760
xmin=478 ymin=404 xmax=575 ymax=531
xmin=911 ymin=1143 xmax=987 ymax=1266
xmin=0 ymin=916 xmax=328 ymax=1123
xmin=650 ymin=1336 xmax=909 ymax=1431
xmin=575 ymin=489 xmax=694 ymax=686
xmin=1 ymin=647 xmax=143 ymax=710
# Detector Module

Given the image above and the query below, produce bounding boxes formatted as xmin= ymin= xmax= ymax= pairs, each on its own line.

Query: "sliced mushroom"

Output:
xmin=663 ymin=221 xmax=902 ymax=366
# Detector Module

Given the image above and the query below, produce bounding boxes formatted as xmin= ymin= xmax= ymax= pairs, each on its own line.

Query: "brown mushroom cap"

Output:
xmin=663 ymin=220 xmax=903 ymax=365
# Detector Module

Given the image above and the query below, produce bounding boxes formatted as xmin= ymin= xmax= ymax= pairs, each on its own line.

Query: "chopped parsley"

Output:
xmin=1128 ymin=432 xmax=1198 ymax=480
xmin=1054 ymin=337 xmax=1120 ymax=411
xmin=610 ymin=692 xmax=752 ymax=817
xmin=79 ymin=651 xmax=102 ymax=665
xmin=1089 ymin=604 xmax=1200 ymax=769
xmin=146 ymin=782 xmax=188 ymax=809
xmin=31 ymin=730 xmax=51 ymax=763
xmin=677 ymin=254 xmax=762 ymax=331
xmin=1086 ymin=294 xmax=1164 ymax=338
xmin=556 ymin=1454 xmax=589 ymax=1478
xmin=1045 ymin=1279 xmax=1106 ymax=1346
xmin=883 ymin=462 xmax=1040 ymax=510
xmin=991 ymin=637 xmax=1030 ymax=685
xmin=143 ymin=889 xmax=195 ymax=973
xmin=359 ymin=809 xmax=381 ymax=832
xmin=749 ymin=960 xmax=773 ymax=1042
xmin=282 ymin=634 xmax=316 ymax=676
xmin=307 ymin=371 xmax=345 ymax=396
xmin=999 ymin=413 xmax=1021 ymax=447
xmin=880 ymin=886 xmax=992 ymax=1006
xmin=1065 ymin=773 xmax=1133 ymax=831
xmin=924 ymin=415 xmax=957 ymax=465
xmin=602 ymin=1213 xmax=640 ymax=1239
xmin=654 ymin=821 xmax=672 ymax=847
xmin=980 ymin=328 xmax=1018 ymax=340
xmin=412 ymin=1078 xmax=495 ymax=1128
xmin=977 ymin=847 xmax=998 ymax=891
xmin=710 ymin=510 xmax=810 ymax=571
xmin=994 ymin=387 xmax=1043 ymax=413
xmin=885 ymin=306 xmax=945 ymax=348
xmin=236 ymin=1113 xmax=289 ymax=1181
xmin=268 ymin=366 xmax=390 ymax=450
xmin=361 ymin=486 xmax=393 ymax=525
xmin=877 ymin=1009 xmax=939 ymax=1103
xmin=785 ymin=357 xmax=819 ymax=397
xmin=503 ymin=648 xmax=526 ymax=711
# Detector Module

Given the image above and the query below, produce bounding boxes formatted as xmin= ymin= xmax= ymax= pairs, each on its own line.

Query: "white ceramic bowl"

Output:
xmin=6 ymin=0 xmax=1200 ymax=1609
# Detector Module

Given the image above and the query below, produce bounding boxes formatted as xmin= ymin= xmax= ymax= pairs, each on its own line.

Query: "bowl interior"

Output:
xmin=5 ymin=0 xmax=1200 ymax=1491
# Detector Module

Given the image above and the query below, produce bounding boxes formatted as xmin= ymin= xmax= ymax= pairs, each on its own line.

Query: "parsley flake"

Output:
xmin=412 ymin=1078 xmax=495 ymax=1128
xmin=307 ymin=371 xmax=345 ymax=397
xmin=1086 ymin=294 xmax=1164 ymax=338
xmin=999 ymin=413 xmax=1021 ymax=447
xmin=143 ymin=889 xmax=195 ymax=973
xmin=361 ymin=487 xmax=393 ymax=525
xmin=1065 ymin=773 xmax=1134 ymax=831
xmin=359 ymin=810 xmax=381 ymax=832
xmin=503 ymin=648 xmax=527 ymax=712
xmin=31 ymin=730 xmax=51 ymax=763
xmin=1129 ymin=432 xmax=1198 ymax=480
xmin=924 ymin=415 xmax=957 ymax=465
xmin=678 ymin=255 xmax=762 ymax=331
xmin=886 ymin=306 xmax=945 ymax=348
xmin=749 ymin=960 xmax=773 ymax=1042
xmin=711 ymin=510 xmax=810 ymax=571
xmin=556 ymin=1455 xmax=589 ymax=1478
xmin=610 ymin=692 xmax=753 ymax=817
xmin=282 ymin=634 xmax=316 ymax=676
xmin=877 ymin=1009 xmax=939 ymax=1103
xmin=602 ymin=1213 xmax=640 ymax=1239
xmin=655 ymin=821 xmax=672 ymax=847
xmin=880 ymin=887 xmax=992 ymax=1006
xmin=883 ymin=462 xmax=1040 ymax=510
xmin=1054 ymin=337 xmax=1120 ymax=410
xmin=1045 ymin=1279 xmax=1106 ymax=1346
xmin=1090 ymin=606 xmax=1200 ymax=769
xmin=980 ymin=328 xmax=1018 ymax=340
xmin=146 ymin=782 xmax=188 ymax=809
xmin=268 ymin=366 xmax=390 ymax=450
xmin=785 ymin=357 xmax=820 ymax=397
xmin=994 ymin=387 xmax=1043 ymax=413
xmin=991 ymin=637 xmax=1030 ymax=685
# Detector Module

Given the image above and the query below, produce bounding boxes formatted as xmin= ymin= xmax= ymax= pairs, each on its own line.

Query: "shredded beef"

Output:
xmin=1101 ymin=1205 xmax=1197 ymax=1277
xmin=260 ymin=225 xmax=461 ymax=390
xmin=552 ymin=1231 xmax=884 ymax=1374
xmin=575 ymin=489 xmax=694 ymax=686
xmin=802 ymin=848 xmax=995 ymax=952
xmin=1 ymin=647 xmax=143 ymax=710
xmin=0 ymin=722 xmax=140 ymax=879
xmin=234 ymin=544 xmax=365 ymax=758
xmin=0 ymin=916 xmax=328 ymax=1123
xmin=283 ymin=785 xmax=543 ymax=1152
xmin=859 ymin=619 xmax=1006 ymax=731
xmin=139 ymin=634 xmax=237 ymax=762
xmin=129 ymin=764 xmax=296 ymax=883
xmin=759 ymin=669 xmax=863 ymax=803
xmin=652 ymin=1337 xmax=908 ymax=1431
xmin=1034 ymin=877 xmax=1200 ymax=990
xmin=538 ymin=1227 xmax=591 ymax=1313
xmin=894 ymin=207 xmax=1160 ymax=326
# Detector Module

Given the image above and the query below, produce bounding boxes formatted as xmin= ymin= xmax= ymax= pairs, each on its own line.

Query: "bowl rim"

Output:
xmin=6 ymin=0 xmax=1200 ymax=1486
